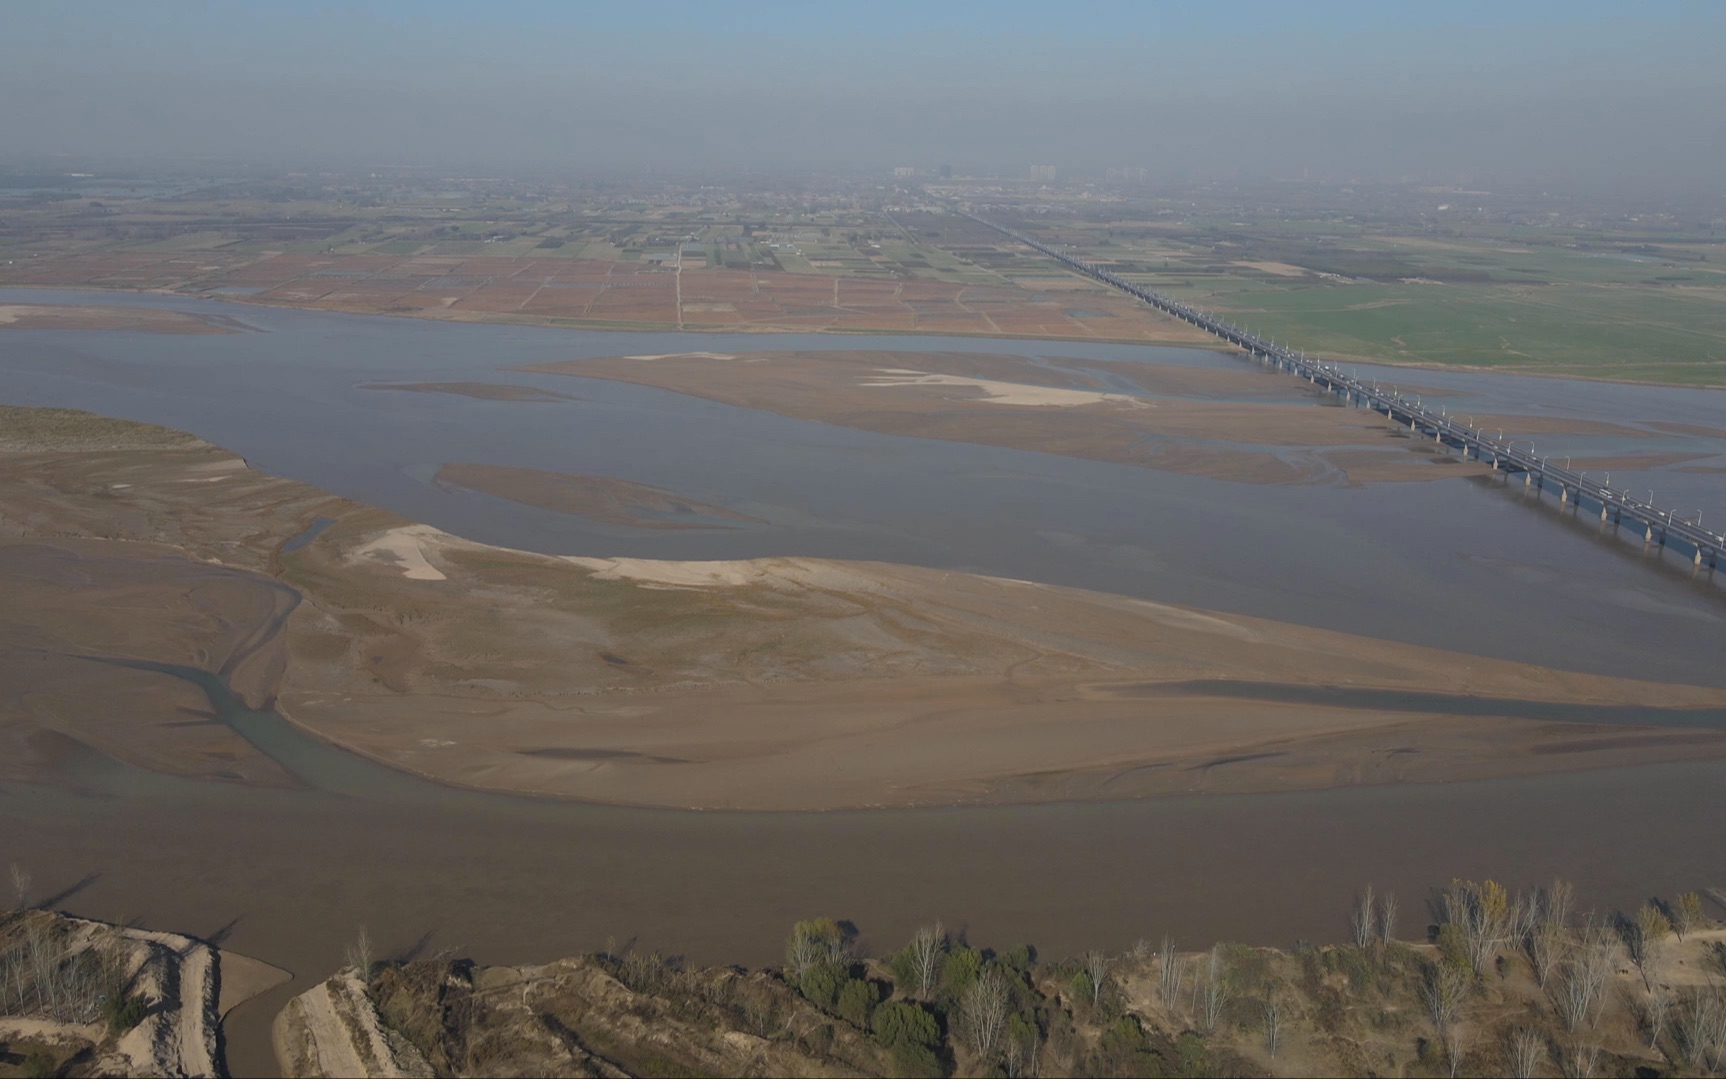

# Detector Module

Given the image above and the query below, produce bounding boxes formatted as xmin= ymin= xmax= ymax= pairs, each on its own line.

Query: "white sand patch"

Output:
xmin=565 ymin=555 xmax=882 ymax=593
xmin=624 ymin=351 xmax=738 ymax=362
xmin=0 ymin=305 xmax=37 ymax=324
xmin=351 ymin=525 xmax=448 ymax=581
xmin=860 ymin=369 xmax=1148 ymax=408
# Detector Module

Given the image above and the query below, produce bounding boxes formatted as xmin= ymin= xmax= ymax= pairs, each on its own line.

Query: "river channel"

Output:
xmin=2 ymin=288 xmax=1724 ymax=1074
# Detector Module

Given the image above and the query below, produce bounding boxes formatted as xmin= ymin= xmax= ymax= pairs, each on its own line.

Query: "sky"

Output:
xmin=4 ymin=0 xmax=1724 ymax=191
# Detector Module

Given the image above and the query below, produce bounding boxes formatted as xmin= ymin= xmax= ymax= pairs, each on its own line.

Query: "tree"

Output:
xmin=1379 ymin=892 xmax=1399 ymax=947
xmin=1645 ymin=989 xmax=1672 ymax=1050
xmin=1422 ymin=960 xmax=1469 ymax=1033
xmin=1625 ymin=903 xmax=1672 ymax=993
xmin=873 ymin=1001 xmax=942 ymax=1079
xmin=1351 ymin=884 xmax=1377 ymax=950
xmin=940 ymin=945 xmax=984 ymax=1001
xmin=1673 ymin=892 xmax=1703 ymax=941
xmin=1509 ymin=1027 xmax=1545 ymax=1079
xmin=837 ymin=978 xmax=878 ymax=1029
xmin=344 ymin=925 xmax=373 ymax=976
xmin=1005 ymin=1012 xmax=1041 ymax=1079
xmin=786 ymin=917 xmax=848 ymax=984
xmin=959 ymin=967 xmax=1012 ymax=1062
xmin=1157 ymin=936 xmax=1183 ymax=1008
xmin=1195 ymin=945 xmax=1230 ymax=1033
xmin=1081 ymin=950 xmax=1110 ymax=1007
xmin=1675 ymin=987 xmax=1726 ymax=1072
xmin=1440 ymin=878 xmax=1512 ymax=977
xmin=1551 ymin=924 xmax=1618 ymax=1031
xmin=1262 ymin=983 xmax=1283 ymax=1058
xmin=898 ymin=923 xmax=945 ymax=999
xmin=7 ymin=864 xmax=29 ymax=910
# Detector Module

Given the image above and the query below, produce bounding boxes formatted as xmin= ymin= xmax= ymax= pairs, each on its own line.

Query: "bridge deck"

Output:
xmin=961 ymin=210 xmax=1722 ymax=569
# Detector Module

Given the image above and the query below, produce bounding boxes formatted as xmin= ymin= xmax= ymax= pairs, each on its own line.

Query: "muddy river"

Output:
xmin=2 ymin=288 xmax=1724 ymax=1074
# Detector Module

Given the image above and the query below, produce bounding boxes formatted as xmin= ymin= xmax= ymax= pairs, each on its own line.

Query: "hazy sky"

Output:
xmin=5 ymin=0 xmax=1724 ymax=191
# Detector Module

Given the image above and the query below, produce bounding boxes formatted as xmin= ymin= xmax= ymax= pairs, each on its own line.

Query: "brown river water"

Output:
xmin=2 ymin=288 xmax=1724 ymax=1073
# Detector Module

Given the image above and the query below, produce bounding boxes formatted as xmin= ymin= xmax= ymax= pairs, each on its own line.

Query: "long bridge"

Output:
xmin=960 ymin=209 xmax=1723 ymax=572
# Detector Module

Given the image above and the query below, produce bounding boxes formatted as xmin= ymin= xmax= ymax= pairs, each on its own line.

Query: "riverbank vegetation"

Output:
xmin=267 ymin=876 xmax=1726 ymax=1078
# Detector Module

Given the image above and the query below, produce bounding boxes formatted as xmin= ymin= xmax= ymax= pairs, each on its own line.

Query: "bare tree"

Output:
xmin=1351 ymin=883 xmax=1377 ymax=950
xmin=1379 ymin=892 xmax=1399 ymax=947
xmin=1197 ymin=946 xmax=1230 ymax=1033
xmin=1 ymin=913 xmax=128 ymax=1024
xmin=1441 ymin=1023 xmax=1468 ymax=1079
xmin=960 ymin=967 xmax=1012 ymax=1062
xmin=1509 ymin=1027 xmax=1545 ymax=1079
xmin=906 ymin=922 xmax=945 ymax=999
xmin=1565 ymin=1039 xmax=1602 ymax=1079
xmin=1544 ymin=879 xmax=1575 ymax=930
xmin=1673 ymin=892 xmax=1703 ymax=941
xmin=1157 ymin=936 xmax=1183 ymax=1009
xmin=1441 ymin=878 xmax=1512 ymax=977
xmin=344 ymin=924 xmax=374 ymax=975
xmin=1675 ymin=987 xmax=1726 ymax=1072
xmin=1262 ymin=983 xmax=1283 ymax=1058
xmin=1082 ymin=950 xmax=1110 ymax=1007
xmin=1422 ymin=961 xmax=1470 ymax=1034
xmin=1644 ymin=988 xmax=1672 ymax=1050
xmin=1623 ymin=904 xmax=1671 ymax=993
xmin=7 ymin=865 xmax=29 ymax=910
xmin=1524 ymin=919 xmax=1564 ymax=990
xmin=1551 ymin=924 xmax=1619 ymax=1031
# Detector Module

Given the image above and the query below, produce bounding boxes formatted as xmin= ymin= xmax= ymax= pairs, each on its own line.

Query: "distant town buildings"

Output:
xmin=893 ymin=166 xmax=918 ymax=178
xmin=1105 ymin=167 xmax=1149 ymax=183
xmin=1028 ymin=165 xmax=1057 ymax=183
xmin=938 ymin=164 xmax=952 ymax=178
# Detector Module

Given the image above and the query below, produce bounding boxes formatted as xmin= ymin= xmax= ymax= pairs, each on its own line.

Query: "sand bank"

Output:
xmin=0 ymin=303 xmax=232 ymax=334
xmin=5 ymin=407 xmax=1725 ymax=812
xmin=520 ymin=350 xmax=1496 ymax=486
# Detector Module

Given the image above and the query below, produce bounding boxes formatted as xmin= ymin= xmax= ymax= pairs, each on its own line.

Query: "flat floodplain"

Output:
xmin=2 ymin=287 xmax=1725 ymax=1072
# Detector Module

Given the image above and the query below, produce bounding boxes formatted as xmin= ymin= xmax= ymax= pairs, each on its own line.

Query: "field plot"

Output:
xmin=0 ymin=183 xmax=1228 ymax=342
xmin=971 ymin=201 xmax=1726 ymax=385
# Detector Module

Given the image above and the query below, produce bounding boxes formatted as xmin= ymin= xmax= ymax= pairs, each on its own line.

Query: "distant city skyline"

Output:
xmin=4 ymin=1 xmax=1724 ymax=195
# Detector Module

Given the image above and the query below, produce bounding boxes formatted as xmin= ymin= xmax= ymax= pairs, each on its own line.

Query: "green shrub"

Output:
xmin=800 ymin=963 xmax=846 ymax=1010
xmin=23 ymin=1050 xmax=60 ymax=1079
xmin=1174 ymin=1031 xmax=1209 ymax=1078
xmin=888 ymin=1039 xmax=944 ymax=1079
xmin=874 ymin=1000 xmax=940 ymax=1050
xmin=103 ymin=992 xmax=150 ymax=1034
xmin=999 ymin=944 xmax=1037 ymax=974
xmin=940 ymin=946 xmax=983 ymax=1000
xmin=837 ymin=978 xmax=878 ymax=1028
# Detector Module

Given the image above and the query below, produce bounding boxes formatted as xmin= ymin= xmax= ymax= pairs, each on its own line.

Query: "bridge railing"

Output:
xmin=959 ymin=209 xmax=1723 ymax=565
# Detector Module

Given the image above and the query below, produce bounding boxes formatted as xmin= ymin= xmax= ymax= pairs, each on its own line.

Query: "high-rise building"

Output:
xmin=938 ymin=163 xmax=952 ymax=178
xmin=1028 ymin=165 xmax=1057 ymax=183
xmin=893 ymin=166 xmax=917 ymax=178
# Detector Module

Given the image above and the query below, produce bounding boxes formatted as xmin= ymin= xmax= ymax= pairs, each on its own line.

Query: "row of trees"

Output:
xmin=1371 ymin=877 xmax=1726 ymax=1078
xmin=769 ymin=876 xmax=1723 ymax=1078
